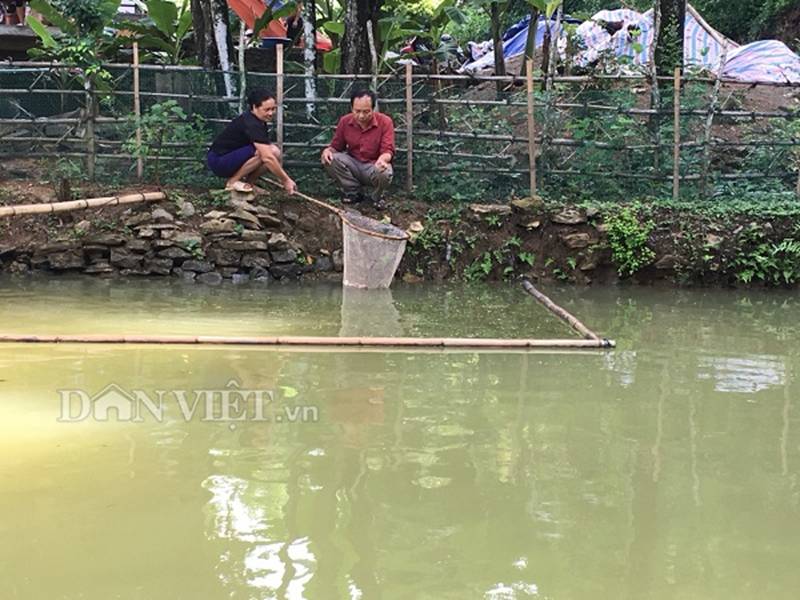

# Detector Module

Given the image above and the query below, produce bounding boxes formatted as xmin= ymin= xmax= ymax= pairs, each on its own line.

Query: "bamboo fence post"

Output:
xmin=701 ymin=42 xmax=729 ymax=198
xmin=526 ymin=58 xmax=537 ymax=197
xmin=276 ymin=42 xmax=284 ymax=155
xmin=133 ymin=42 xmax=143 ymax=180
xmin=405 ymin=61 xmax=413 ymax=193
xmin=521 ymin=280 xmax=601 ymax=341
xmin=672 ymin=66 xmax=681 ymax=200
xmin=238 ymin=21 xmax=246 ymax=114
xmin=794 ymin=143 xmax=800 ymax=198
xmin=85 ymin=81 xmax=96 ymax=180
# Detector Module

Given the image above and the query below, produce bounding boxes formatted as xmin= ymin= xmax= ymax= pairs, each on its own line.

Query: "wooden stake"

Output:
xmin=133 ymin=42 xmax=143 ymax=180
xmin=0 ymin=332 xmax=614 ymax=349
xmin=526 ymin=58 xmax=537 ymax=197
xmin=673 ymin=66 xmax=681 ymax=200
xmin=85 ymin=82 xmax=96 ymax=180
xmin=522 ymin=280 xmax=601 ymax=341
xmin=405 ymin=61 xmax=413 ymax=193
xmin=276 ymin=42 xmax=284 ymax=155
xmin=796 ymin=164 xmax=800 ymax=199
xmin=0 ymin=192 xmax=166 ymax=217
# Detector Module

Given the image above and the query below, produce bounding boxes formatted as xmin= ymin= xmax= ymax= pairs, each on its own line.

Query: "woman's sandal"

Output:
xmin=225 ymin=181 xmax=254 ymax=193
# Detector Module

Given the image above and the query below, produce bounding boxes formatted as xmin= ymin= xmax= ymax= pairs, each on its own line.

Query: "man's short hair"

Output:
xmin=350 ymin=88 xmax=377 ymax=108
xmin=248 ymin=88 xmax=275 ymax=109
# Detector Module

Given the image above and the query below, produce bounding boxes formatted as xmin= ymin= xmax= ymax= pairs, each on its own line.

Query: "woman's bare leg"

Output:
xmin=225 ymin=155 xmax=262 ymax=189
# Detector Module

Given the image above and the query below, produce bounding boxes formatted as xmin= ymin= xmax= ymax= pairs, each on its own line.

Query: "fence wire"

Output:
xmin=0 ymin=63 xmax=797 ymax=202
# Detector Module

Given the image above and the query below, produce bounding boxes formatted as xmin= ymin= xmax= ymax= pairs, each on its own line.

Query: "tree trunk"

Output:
xmin=490 ymin=2 xmax=506 ymax=78
xmin=342 ymin=0 xmax=382 ymax=74
xmin=191 ymin=0 xmax=232 ymax=71
xmin=303 ymin=0 xmax=317 ymax=118
xmin=655 ymin=0 xmax=686 ymax=75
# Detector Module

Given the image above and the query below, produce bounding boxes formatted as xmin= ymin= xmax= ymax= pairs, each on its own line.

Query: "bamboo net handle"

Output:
xmin=0 ymin=333 xmax=614 ymax=348
xmin=260 ymin=176 xmax=343 ymax=215
xmin=259 ymin=176 xmax=408 ymax=241
xmin=522 ymin=280 xmax=602 ymax=341
xmin=0 ymin=192 xmax=166 ymax=217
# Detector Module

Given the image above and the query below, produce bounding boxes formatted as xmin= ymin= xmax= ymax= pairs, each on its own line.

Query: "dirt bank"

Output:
xmin=1 ymin=160 xmax=799 ymax=288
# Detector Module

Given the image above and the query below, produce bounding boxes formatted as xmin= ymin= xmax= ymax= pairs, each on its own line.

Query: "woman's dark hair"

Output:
xmin=248 ymin=88 xmax=275 ymax=109
xmin=350 ymin=88 xmax=377 ymax=108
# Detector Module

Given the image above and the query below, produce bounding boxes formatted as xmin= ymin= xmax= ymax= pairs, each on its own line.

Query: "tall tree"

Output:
xmin=341 ymin=0 xmax=383 ymax=74
xmin=654 ymin=0 xmax=686 ymax=75
xmin=191 ymin=0 xmax=234 ymax=95
xmin=489 ymin=1 xmax=507 ymax=78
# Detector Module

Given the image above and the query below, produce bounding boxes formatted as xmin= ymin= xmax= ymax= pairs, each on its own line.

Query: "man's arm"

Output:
xmin=375 ymin=115 xmax=395 ymax=172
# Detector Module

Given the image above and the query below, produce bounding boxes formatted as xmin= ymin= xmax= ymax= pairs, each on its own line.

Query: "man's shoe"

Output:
xmin=342 ymin=192 xmax=362 ymax=204
xmin=363 ymin=191 xmax=386 ymax=210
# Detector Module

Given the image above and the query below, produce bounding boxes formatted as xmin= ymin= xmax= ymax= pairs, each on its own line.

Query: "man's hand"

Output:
xmin=375 ymin=156 xmax=391 ymax=172
xmin=321 ymin=147 xmax=334 ymax=165
xmin=283 ymin=177 xmax=297 ymax=195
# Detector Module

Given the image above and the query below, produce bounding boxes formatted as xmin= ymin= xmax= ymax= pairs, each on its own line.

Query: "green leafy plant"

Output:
xmin=485 ymin=213 xmax=503 ymax=228
xmin=567 ymin=256 xmax=577 ymax=270
xmin=123 ymin=100 xmax=210 ymax=185
xmin=732 ymin=227 xmax=800 ymax=286
xmin=27 ymin=0 xmax=122 ymax=91
xmin=605 ymin=204 xmax=655 ymax=277
xmin=117 ymin=0 xmax=193 ymax=64
xmin=181 ymin=239 xmax=205 ymax=260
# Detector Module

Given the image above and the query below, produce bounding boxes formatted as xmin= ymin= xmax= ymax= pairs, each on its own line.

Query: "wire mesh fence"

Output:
xmin=0 ymin=60 xmax=798 ymax=202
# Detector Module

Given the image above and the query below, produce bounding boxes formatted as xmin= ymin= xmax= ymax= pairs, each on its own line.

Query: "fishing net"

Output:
xmin=341 ymin=211 xmax=408 ymax=289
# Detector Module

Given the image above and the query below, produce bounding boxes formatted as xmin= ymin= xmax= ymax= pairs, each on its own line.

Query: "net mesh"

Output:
xmin=341 ymin=211 xmax=408 ymax=289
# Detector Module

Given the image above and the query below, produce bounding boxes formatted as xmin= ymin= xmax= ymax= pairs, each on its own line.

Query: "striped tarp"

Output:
xmin=462 ymin=4 xmax=800 ymax=83
xmin=723 ymin=40 xmax=800 ymax=84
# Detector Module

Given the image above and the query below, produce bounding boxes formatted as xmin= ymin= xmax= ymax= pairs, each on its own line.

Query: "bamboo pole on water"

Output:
xmin=522 ymin=280 xmax=601 ymax=341
xmin=405 ymin=61 xmax=413 ymax=193
xmin=276 ymin=42 xmax=284 ymax=155
xmin=133 ymin=42 xmax=143 ymax=180
xmin=0 ymin=192 xmax=166 ymax=217
xmin=673 ymin=67 xmax=681 ymax=200
xmin=0 ymin=333 xmax=614 ymax=349
xmin=526 ymin=58 xmax=537 ymax=197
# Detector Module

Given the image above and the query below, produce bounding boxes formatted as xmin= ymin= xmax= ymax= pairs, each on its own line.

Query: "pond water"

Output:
xmin=0 ymin=277 xmax=798 ymax=599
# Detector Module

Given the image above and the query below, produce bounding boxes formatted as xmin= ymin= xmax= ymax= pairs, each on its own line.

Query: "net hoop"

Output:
xmin=341 ymin=211 xmax=409 ymax=241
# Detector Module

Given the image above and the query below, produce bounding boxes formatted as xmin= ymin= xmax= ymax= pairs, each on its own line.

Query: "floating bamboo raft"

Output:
xmin=0 ymin=333 xmax=613 ymax=348
xmin=0 ymin=282 xmax=614 ymax=349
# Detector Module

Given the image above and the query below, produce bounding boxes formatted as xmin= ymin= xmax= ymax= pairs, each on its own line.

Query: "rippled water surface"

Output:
xmin=0 ymin=277 xmax=798 ymax=599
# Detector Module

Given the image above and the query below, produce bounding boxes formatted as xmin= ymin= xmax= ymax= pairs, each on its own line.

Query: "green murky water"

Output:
xmin=0 ymin=277 xmax=798 ymax=599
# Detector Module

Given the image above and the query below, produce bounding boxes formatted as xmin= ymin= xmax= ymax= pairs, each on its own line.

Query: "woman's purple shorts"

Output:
xmin=206 ymin=145 xmax=256 ymax=178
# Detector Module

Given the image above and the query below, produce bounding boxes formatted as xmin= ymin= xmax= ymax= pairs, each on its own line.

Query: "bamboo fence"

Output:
xmin=0 ymin=59 xmax=798 ymax=199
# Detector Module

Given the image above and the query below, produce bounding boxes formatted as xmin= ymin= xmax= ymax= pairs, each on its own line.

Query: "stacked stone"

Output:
xmin=0 ymin=197 xmax=344 ymax=283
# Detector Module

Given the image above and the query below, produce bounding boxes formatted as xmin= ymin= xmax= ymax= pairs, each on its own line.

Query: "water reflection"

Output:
xmin=1 ymin=279 xmax=800 ymax=599
xmin=697 ymin=354 xmax=786 ymax=393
